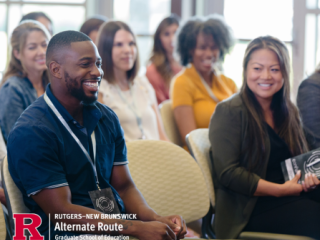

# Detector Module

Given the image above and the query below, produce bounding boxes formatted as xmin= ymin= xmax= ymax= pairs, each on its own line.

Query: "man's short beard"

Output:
xmin=65 ymin=72 xmax=97 ymax=105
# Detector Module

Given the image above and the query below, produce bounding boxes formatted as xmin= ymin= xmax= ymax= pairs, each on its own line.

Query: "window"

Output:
xmin=113 ymin=0 xmax=171 ymax=72
xmin=223 ymin=0 xmax=294 ymax=88
xmin=0 ymin=0 xmax=86 ymax=83
xmin=304 ymin=0 xmax=320 ymax=76
xmin=0 ymin=4 xmax=7 ymax=81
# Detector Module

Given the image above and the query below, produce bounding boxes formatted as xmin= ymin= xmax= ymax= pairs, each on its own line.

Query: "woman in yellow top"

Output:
xmin=171 ymin=15 xmax=237 ymax=145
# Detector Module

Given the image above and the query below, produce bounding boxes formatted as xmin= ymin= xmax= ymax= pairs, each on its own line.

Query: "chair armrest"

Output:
xmin=239 ymin=231 xmax=315 ymax=240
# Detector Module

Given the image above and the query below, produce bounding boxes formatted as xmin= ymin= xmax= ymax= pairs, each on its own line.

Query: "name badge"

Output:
xmin=89 ymin=188 xmax=121 ymax=214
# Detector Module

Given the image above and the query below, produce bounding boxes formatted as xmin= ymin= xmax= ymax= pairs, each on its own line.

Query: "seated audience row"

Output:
xmin=0 ymin=11 xmax=320 ymax=240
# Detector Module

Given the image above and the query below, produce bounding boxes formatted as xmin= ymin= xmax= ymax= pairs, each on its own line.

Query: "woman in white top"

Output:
xmin=97 ymin=21 xmax=169 ymax=142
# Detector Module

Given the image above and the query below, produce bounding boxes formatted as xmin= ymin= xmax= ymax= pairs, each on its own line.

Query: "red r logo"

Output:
xmin=13 ymin=214 xmax=44 ymax=240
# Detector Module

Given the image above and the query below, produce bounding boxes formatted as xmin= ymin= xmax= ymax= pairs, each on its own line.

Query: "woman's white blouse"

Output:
xmin=99 ymin=76 xmax=159 ymax=142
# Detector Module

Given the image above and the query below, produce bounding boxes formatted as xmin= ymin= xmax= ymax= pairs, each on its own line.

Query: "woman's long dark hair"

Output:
xmin=96 ymin=21 xmax=140 ymax=84
xmin=241 ymin=36 xmax=308 ymax=172
xmin=149 ymin=15 xmax=179 ymax=84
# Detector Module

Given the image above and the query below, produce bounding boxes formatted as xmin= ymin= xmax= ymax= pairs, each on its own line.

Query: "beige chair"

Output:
xmin=0 ymin=129 xmax=6 ymax=161
xmin=159 ymin=100 xmax=183 ymax=147
xmin=185 ymin=129 xmax=215 ymax=209
xmin=0 ymin=205 xmax=7 ymax=240
xmin=126 ymin=140 xmax=210 ymax=234
xmin=186 ymin=129 xmax=215 ymax=238
xmin=1 ymin=156 xmax=30 ymax=236
xmin=239 ymin=232 xmax=315 ymax=240
xmin=186 ymin=128 xmax=316 ymax=240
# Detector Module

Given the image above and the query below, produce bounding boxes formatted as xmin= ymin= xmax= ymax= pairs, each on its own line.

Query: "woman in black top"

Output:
xmin=209 ymin=36 xmax=320 ymax=239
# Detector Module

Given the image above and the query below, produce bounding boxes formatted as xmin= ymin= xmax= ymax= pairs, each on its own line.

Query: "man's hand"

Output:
xmin=135 ymin=221 xmax=177 ymax=240
xmin=155 ymin=215 xmax=187 ymax=239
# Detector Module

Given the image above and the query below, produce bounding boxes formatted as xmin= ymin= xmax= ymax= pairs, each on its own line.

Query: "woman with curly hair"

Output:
xmin=171 ymin=15 xmax=237 ymax=147
xmin=146 ymin=15 xmax=182 ymax=104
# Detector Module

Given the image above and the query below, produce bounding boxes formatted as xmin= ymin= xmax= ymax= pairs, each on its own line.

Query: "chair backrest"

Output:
xmin=159 ymin=100 xmax=183 ymax=146
xmin=186 ymin=129 xmax=215 ymax=208
xmin=127 ymin=140 xmax=209 ymax=223
xmin=2 ymin=156 xmax=30 ymax=235
xmin=0 ymin=130 xmax=6 ymax=161
xmin=0 ymin=205 xmax=7 ymax=240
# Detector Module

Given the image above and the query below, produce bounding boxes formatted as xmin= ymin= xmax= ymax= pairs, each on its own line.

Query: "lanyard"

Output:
xmin=115 ymin=83 xmax=145 ymax=139
xmin=197 ymin=69 xmax=220 ymax=103
xmin=44 ymin=92 xmax=100 ymax=190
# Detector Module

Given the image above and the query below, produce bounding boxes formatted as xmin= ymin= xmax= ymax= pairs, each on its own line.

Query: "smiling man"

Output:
xmin=7 ymin=31 xmax=186 ymax=240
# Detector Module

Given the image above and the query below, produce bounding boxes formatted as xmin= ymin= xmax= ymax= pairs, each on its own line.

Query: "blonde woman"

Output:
xmin=0 ymin=20 xmax=50 ymax=142
xmin=209 ymin=36 xmax=320 ymax=239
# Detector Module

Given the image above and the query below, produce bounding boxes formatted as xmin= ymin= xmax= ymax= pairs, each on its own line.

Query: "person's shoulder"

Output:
xmin=299 ymin=73 xmax=320 ymax=89
xmin=14 ymin=96 xmax=49 ymax=126
xmin=210 ymin=94 xmax=245 ymax=129
xmin=94 ymin=102 xmax=124 ymax=138
xmin=146 ymin=63 xmax=163 ymax=84
xmin=99 ymin=79 xmax=113 ymax=96
xmin=173 ymin=67 xmax=190 ymax=81
xmin=100 ymin=78 xmax=111 ymax=89
xmin=146 ymin=63 xmax=157 ymax=74
xmin=3 ymin=75 xmax=25 ymax=84
xmin=8 ymin=97 xmax=53 ymax=143
xmin=0 ymin=76 xmax=28 ymax=92
xmin=134 ymin=75 xmax=156 ymax=94
xmin=171 ymin=67 xmax=193 ymax=88
xmin=219 ymin=73 xmax=236 ymax=86
xmin=216 ymin=93 xmax=244 ymax=114
xmin=95 ymin=101 xmax=120 ymax=123
xmin=135 ymin=75 xmax=150 ymax=86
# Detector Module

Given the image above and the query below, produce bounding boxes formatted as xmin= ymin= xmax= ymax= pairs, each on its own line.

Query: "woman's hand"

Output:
xmin=302 ymin=172 xmax=320 ymax=192
xmin=280 ymin=170 xmax=303 ymax=197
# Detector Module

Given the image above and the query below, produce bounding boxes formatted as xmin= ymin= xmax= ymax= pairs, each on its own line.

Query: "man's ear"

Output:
xmin=49 ymin=61 xmax=62 ymax=79
xmin=13 ymin=49 xmax=21 ymax=60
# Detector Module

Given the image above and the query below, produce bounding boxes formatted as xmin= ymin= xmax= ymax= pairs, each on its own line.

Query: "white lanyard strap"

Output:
xmin=115 ymin=83 xmax=145 ymax=139
xmin=44 ymin=92 xmax=100 ymax=189
xmin=198 ymin=72 xmax=220 ymax=103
